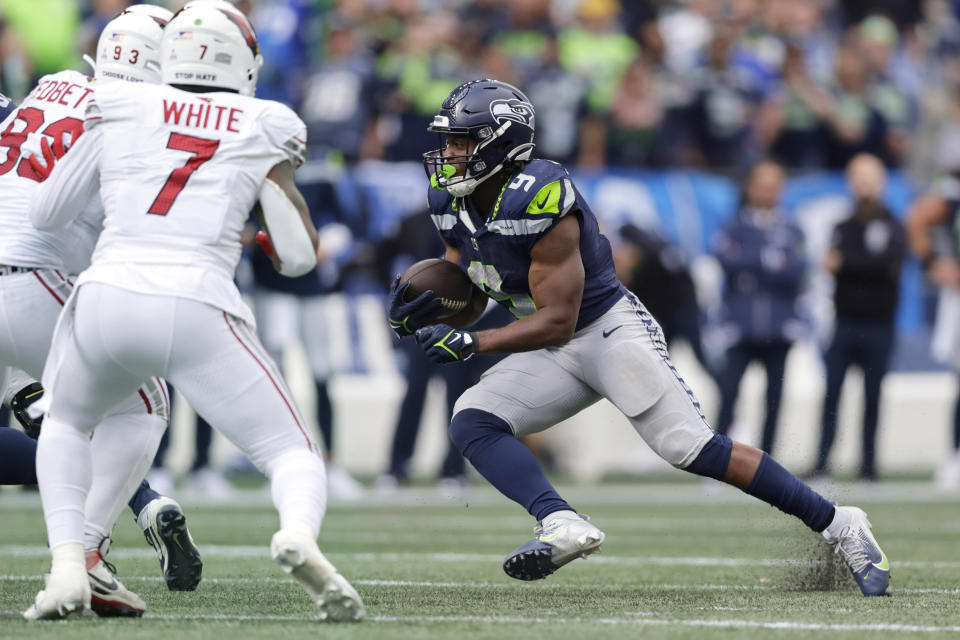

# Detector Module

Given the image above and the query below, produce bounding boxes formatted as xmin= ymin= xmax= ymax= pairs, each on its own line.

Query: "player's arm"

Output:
xmin=441 ymin=240 xmax=488 ymax=329
xmin=29 ymin=127 xmax=103 ymax=231
xmin=906 ymin=193 xmax=960 ymax=288
xmin=255 ymin=160 xmax=319 ymax=277
xmin=906 ymin=194 xmax=949 ymax=263
xmin=474 ymin=215 xmax=584 ymax=354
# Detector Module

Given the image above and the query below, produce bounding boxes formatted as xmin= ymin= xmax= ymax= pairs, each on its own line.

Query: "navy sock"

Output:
xmin=744 ymin=452 xmax=835 ymax=532
xmin=450 ymin=409 xmax=572 ymax=521
xmin=0 ymin=428 xmax=38 ymax=485
xmin=128 ymin=480 xmax=161 ymax=517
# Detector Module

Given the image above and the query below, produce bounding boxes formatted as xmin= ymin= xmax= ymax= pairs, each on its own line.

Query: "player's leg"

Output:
xmin=385 ymin=338 xmax=434 ymax=483
xmin=168 ymin=302 xmax=363 ymax=620
xmin=814 ymin=325 xmax=853 ymax=474
xmin=602 ymin=294 xmax=890 ymax=596
xmin=0 ymin=367 xmax=39 ymax=485
xmin=0 ymin=428 xmax=37 ymax=484
xmin=758 ymin=341 xmax=790 ymax=454
xmin=301 ymin=295 xmax=361 ymax=498
xmin=87 ymin=378 xmax=203 ymax=593
xmin=28 ymin=284 xmax=156 ymax=619
xmin=713 ymin=342 xmax=752 ymax=436
xmin=451 ymin=350 xmax=604 ymax=580
xmin=857 ymin=323 xmax=894 ymax=480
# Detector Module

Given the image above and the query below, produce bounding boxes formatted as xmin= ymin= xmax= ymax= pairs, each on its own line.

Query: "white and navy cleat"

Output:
xmin=503 ymin=510 xmax=605 ymax=581
xmin=822 ymin=506 xmax=891 ymax=596
xmin=137 ymin=496 xmax=203 ymax=591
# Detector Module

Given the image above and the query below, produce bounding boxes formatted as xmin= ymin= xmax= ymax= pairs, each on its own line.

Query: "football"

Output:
xmin=401 ymin=258 xmax=473 ymax=319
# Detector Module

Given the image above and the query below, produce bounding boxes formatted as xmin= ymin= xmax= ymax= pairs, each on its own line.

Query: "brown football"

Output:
xmin=401 ymin=258 xmax=473 ymax=319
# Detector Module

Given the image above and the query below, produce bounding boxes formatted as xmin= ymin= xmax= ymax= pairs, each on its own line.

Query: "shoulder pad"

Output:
xmin=261 ymin=100 xmax=308 ymax=168
xmin=494 ymin=160 xmax=575 ymax=221
xmin=427 ymin=182 xmax=454 ymax=214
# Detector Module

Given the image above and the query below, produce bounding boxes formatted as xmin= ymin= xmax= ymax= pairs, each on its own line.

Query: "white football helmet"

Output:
xmin=161 ymin=2 xmax=263 ymax=96
xmin=92 ymin=5 xmax=172 ymax=84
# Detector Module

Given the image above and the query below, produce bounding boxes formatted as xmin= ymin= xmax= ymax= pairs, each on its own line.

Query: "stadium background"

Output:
xmin=1 ymin=0 xmax=958 ymax=479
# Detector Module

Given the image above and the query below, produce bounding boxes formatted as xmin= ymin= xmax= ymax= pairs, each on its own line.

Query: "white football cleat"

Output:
xmin=23 ymin=570 xmax=90 ymax=621
xmin=270 ymin=527 xmax=365 ymax=622
xmin=503 ymin=510 xmax=605 ymax=580
xmin=85 ymin=549 xmax=147 ymax=617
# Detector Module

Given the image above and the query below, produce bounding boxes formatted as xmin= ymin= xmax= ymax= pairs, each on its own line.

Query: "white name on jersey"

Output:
xmin=161 ymin=98 xmax=243 ymax=133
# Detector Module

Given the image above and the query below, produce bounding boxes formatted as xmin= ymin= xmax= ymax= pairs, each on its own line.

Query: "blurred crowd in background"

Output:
xmin=2 ymin=0 xmax=960 ymax=490
xmin=3 ymin=0 xmax=960 ymax=176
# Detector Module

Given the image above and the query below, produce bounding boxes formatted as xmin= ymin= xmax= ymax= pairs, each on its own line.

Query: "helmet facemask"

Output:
xmin=424 ymin=118 xmax=534 ymax=198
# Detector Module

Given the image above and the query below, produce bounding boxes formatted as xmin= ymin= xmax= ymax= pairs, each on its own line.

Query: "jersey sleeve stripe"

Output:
xmin=560 ymin=179 xmax=575 ymax=216
xmin=488 ymin=218 xmax=554 ymax=236
xmin=431 ymin=213 xmax=457 ymax=230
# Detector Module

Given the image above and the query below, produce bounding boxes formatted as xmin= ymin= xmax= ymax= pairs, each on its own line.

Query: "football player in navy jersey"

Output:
xmin=0 ymin=92 xmax=15 ymax=122
xmin=386 ymin=79 xmax=891 ymax=596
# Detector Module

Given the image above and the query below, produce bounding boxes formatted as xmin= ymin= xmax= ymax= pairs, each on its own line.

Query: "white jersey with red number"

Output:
xmin=0 ymin=70 xmax=103 ymax=272
xmin=78 ymin=82 xmax=307 ymax=325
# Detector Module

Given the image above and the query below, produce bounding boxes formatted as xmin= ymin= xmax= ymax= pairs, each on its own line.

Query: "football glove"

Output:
xmin=10 ymin=382 xmax=44 ymax=439
xmin=27 ymin=136 xmax=59 ymax=182
xmin=415 ymin=324 xmax=478 ymax=364
xmin=387 ymin=275 xmax=444 ymax=338
xmin=255 ymin=230 xmax=275 ymax=257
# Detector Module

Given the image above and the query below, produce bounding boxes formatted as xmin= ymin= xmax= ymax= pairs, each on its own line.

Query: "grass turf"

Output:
xmin=1 ymin=481 xmax=958 ymax=639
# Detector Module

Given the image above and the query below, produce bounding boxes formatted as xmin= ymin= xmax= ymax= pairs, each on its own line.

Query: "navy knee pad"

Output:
xmin=449 ymin=408 xmax=512 ymax=458
xmin=685 ymin=432 xmax=733 ymax=480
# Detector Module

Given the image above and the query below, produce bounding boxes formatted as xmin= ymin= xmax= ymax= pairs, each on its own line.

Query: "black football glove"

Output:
xmin=415 ymin=324 xmax=478 ymax=364
xmin=387 ymin=275 xmax=444 ymax=338
xmin=10 ymin=382 xmax=44 ymax=439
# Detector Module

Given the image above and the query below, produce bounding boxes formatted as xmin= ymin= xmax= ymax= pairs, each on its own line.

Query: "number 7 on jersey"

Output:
xmin=148 ymin=132 xmax=219 ymax=215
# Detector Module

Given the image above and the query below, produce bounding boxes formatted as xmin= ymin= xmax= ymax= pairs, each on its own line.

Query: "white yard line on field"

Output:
xmin=1 ymin=609 xmax=958 ymax=632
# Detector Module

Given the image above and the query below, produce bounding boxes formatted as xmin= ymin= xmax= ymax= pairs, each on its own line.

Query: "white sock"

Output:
xmin=36 ymin=418 xmax=92 ymax=549
xmin=84 ymin=413 xmax=166 ymax=548
xmin=50 ymin=542 xmax=86 ymax=579
xmin=266 ymin=448 xmax=326 ymax=536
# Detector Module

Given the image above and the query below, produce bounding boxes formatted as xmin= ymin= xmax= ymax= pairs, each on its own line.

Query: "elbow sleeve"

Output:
xmin=259 ymin=178 xmax=316 ymax=277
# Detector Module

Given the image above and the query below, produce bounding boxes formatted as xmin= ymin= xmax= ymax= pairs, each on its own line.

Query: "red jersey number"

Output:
xmin=147 ymin=133 xmax=220 ymax=216
xmin=0 ymin=107 xmax=84 ymax=181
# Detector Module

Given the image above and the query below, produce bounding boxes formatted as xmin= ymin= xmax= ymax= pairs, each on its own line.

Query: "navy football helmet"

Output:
xmin=423 ymin=79 xmax=536 ymax=197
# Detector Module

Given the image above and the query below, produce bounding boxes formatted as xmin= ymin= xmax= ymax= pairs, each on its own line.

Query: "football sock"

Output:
xmin=744 ymin=452 xmax=835 ymax=532
xmin=315 ymin=379 xmax=333 ymax=453
xmin=685 ymin=432 xmax=733 ymax=479
xmin=0 ymin=427 xmax=38 ymax=484
xmin=266 ymin=447 xmax=326 ymax=536
xmin=450 ymin=409 xmax=572 ymax=521
xmin=36 ymin=417 xmax=91 ymax=547
xmin=128 ymin=480 xmax=160 ymax=518
xmin=86 ymin=413 xmax=166 ymax=548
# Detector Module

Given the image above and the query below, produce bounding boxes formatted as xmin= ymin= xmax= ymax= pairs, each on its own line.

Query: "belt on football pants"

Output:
xmin=0 ymin=265 xmax=38 ymax=276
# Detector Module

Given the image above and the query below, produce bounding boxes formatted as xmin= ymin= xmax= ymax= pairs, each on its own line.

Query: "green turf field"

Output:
xmin=1 ymin=481 xmax=959 ymax=638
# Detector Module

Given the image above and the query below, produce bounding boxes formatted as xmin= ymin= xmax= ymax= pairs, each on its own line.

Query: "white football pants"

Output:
xmin=38 ymin=282 xmax=326 ymax=549
xmin=0 ymin=268 xmax=168 ymax=546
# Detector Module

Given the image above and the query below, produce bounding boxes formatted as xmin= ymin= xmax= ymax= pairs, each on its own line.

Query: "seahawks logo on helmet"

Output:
xmin=490 ymin=99 xmax=534 ymax=127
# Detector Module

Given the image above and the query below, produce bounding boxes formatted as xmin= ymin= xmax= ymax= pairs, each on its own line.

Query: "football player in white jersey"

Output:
xmin=26 ymin=2 xmax=365 ymax=622
xmin=0 ymin=6 xmax=203 ymax=618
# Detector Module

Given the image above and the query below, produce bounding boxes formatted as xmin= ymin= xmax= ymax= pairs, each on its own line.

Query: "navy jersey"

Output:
xmin=0 ymin=93 xmax=15 ymax=122
xmin=428 ymin=159 xmax=624 ymax=330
